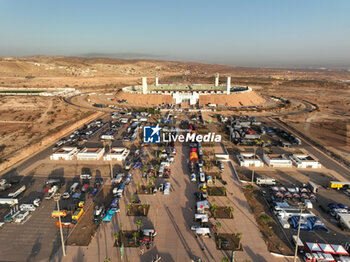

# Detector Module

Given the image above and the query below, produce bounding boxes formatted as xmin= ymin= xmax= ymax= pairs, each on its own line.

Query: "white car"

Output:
xmin=62 ymin=192 xmax=70 ymax=199
xmin=20 ymin=204 xmax=36 ymax=212
xmin=190 ymin=174 xmax=197 ymax=183
xmin=80 ymin=174 xmax=92 ymax=180
xmin=191 ymin=225 xmax=200 ymax=231
xmin=33 ymin=199 xmax=41 ymax=207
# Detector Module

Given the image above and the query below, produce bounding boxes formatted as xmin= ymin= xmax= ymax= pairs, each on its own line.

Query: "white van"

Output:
xmin=70 ymin=182 xmax=79 ymax=193
xmin=199 ymin=172 xmax=206 ymax=183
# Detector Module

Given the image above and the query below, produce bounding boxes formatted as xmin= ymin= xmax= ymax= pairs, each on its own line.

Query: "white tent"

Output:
xmin=331 ymin=245 xmax=349 ymax=256
xmin=319 ymin=243 xmax=335 ymax=254
xmin=306 ymin=242 xmax=322 ymax=252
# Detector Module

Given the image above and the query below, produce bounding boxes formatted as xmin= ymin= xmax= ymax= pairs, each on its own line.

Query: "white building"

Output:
xmin=237 ymin=153 xmax=264 ymax=167
xmin=77 ymin=148 xmax=105 ymax=161
xmin=290 ymin=153 xmax=321 ymax=168
xmin=103 ymin=147 xmax=130 ymax=161
xmin=263 ymin=153 xmax=292 ymax=168
xmin=50 ymin=147 xmax=78 ymax=160
xmin=173 ymin=92 xmax=199 ymax=105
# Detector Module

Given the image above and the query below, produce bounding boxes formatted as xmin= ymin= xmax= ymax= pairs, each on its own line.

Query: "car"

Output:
xmin=62 ymin=192 xmax=71 ymax=199
xmin=221 ymin=179 xmax=227 ymax=185
xmin=33 ymin=198 xmax=41 ymax=207
xmin=191 ymin=225 xmax=200 ymax=231
xmin=80 ymin=174 xmax=92 ymax=180
xmin=81 ymin=184 xmax=89 ymax=192
xmin=125 ymin=174 xmax=133 ymax=185
xmin=158 ymin=184 xmax=164 ymax=192
xmin=190 ymin=174 xmax=197 ymax=183
xmin=153 ymin=188 xmax=157 ymax=195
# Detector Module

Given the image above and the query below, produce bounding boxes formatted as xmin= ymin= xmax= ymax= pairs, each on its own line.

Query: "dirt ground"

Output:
xmin=0 ymin=96 xmax=93 ymax=164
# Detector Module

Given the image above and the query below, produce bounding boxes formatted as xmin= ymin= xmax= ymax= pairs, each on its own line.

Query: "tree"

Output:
xmin=141 ymin=204 xmax=148 ymax=216
xmin=215 ymin=221 xmax=222 ymax=231
xmin=227 ymin=206 xmax=234 ymax=218
xmin=221 ymin=257 xmax=229 ymax=262
xmin=236 ymin=232 xmax=243 ymax=249
xmin=150 ymin=176 xmax=156 ymax=186
xmin=133 ymin=231 xmax=139 ymax=245
xmin=127 ymin=204 xmax=132 ymax=215
xmin=222 ymin=187 xmax=227 ymax=196
xmin=120 ymin=222 xmax=124 ymax=233
xmin=113 ymin=232 xmax=120 ymax=246
xmin=211 ymin=204 xmax=218 ymax=218
xmin=135 ymin=219 xmax=143 ymax=230
xmin=218 ymin=238 xmax=222 ymax=249
xmin=104 ymin=258 xmax=111 ymax=262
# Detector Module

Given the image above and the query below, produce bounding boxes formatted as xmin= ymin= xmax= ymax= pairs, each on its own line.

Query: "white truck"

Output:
xmin=256 ymin=177 xmax=276 ymax=186
xmin=8 ymin=185 xmax=26 ymax=198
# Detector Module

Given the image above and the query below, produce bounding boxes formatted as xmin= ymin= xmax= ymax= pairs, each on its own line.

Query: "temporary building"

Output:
xmin=318 ymin=243 xmax=335 ymax=254
xmin=332 ymin=245 xmax=349 ymax=256
xmin=306 ymin=242 xmax=322 ymax=253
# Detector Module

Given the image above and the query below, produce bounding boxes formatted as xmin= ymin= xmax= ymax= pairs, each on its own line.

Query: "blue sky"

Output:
xmin=0 ymin=0 xmax=349 ymax=67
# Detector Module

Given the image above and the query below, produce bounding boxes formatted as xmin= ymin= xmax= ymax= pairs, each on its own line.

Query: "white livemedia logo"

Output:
xmin=163 ymin=132 xmax=221 ymax=143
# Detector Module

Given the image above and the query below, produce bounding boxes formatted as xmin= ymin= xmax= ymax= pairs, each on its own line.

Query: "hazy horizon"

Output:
xmin=1 ymin=0 xmax=349 ymax=68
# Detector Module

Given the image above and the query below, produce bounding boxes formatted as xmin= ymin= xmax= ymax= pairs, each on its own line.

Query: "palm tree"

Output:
xmin=222 ymin=187 xmax=227 ymax=196
xmin=221 ymin=258 xmax=229 ymax=262
xmin=227 ymin=206 xmax=234 ymax=218
xmin=236 ymin=232 xmax=243 ymax=249
xmin=215 ymin=221 xmax=222 ymax=232
xmin=141 ymin=204 xmax=148 ymax=216
xmin=150 ymin=176 xmax=156 ymax=186
xmin=135 ymin=219 xmax=143 ymax=230
xmin=104 ymin=258 xmax=111 ymax=262
xmin=114 ymin=232 xmax=120 ymax=246
xmin=211 ymin=204 xmax=218 ymax=218
xmin=127 ymin=204 xmax=132 ymax=215
xmin=133 ymin=231 xmax=139 ymax=245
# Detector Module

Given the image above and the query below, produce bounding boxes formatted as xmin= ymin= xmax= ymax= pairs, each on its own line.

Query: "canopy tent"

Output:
xmin=306 ymin=242 xmax=322 ymax=252
xmin=331 ymin=245 xmax=349 ymax=256
xmin=318 ymin=243 xmax=335 ymax=254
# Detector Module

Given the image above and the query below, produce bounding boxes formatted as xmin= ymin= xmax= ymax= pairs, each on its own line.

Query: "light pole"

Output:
xmin=54 ymin=193 xmax=66 ymax=257
xmin=251 ymin=146 xmax=257 ymax=183
xmin=294 ymin=203 xmax=304 ymax=262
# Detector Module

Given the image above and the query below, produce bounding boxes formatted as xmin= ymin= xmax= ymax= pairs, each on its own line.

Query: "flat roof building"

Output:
xmin=50 ymin=147 xmax=78 ymax=160
xmin=237 ymin=152 xmax=264 ymax=167
xmin=103 ymin=147 xmax=130 ymax=161
xmin=290 ymin=153 xmax=321 ymax=168
xmin=263 ymin=153 xmax=292 ymax=168
xmin=77 ymin=147 xmax=105 ymax=161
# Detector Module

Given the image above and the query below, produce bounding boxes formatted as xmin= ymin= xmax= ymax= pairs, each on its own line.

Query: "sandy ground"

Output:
xmin=0 ymin=96 xmax=93 ymax=163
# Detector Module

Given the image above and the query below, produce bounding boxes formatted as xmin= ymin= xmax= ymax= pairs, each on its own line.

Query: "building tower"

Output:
xmin=215 ymin=73 xmax=219 ymax=87
xmin=155 ymin=73 xmax=159 ymax=87
xmin=226 ymin=76 xmax=231 ymax=95
xmin=142 ymin=77 xmax=148 ymax=94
